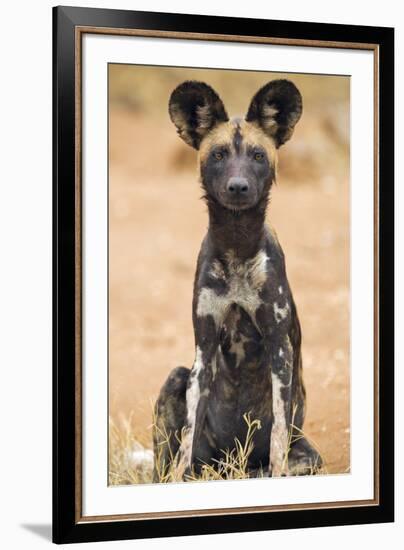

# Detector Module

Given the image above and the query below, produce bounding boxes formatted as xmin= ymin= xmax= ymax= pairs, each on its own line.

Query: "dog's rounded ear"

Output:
xmin=245 ymin=80 xmax=302 ymax=148
xmin=169 ymin=81 xmax=228 ymax=149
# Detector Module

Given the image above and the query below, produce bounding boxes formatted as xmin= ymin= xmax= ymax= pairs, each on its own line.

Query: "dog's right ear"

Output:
xmin=169 ymin=81 xmax=228 ymax=149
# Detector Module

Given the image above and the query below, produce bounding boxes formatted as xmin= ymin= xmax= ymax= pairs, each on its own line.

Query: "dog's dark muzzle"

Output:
xmin=221 ymin=176 xmax=256 ymax=210
xmin=226 ymin=176 xmax=249 ymax=195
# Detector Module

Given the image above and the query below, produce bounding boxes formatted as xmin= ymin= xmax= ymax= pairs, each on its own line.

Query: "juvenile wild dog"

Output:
xmin=153 ymin=79 xmax=322 ymax=480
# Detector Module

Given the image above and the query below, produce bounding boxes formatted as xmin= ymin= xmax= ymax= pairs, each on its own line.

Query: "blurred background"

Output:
xmin=108 ymin=65 xmax=350 ymax=477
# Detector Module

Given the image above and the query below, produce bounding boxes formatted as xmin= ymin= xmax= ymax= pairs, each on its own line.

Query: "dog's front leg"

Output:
xmin=177 ymin=312 xmax=222 ymax=478
xmin=266 ymin=332 xmax=294 ymax=477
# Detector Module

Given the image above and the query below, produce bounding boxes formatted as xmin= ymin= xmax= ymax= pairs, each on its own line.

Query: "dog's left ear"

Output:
xmin=246 ymin=79 xmax=302 ymax=148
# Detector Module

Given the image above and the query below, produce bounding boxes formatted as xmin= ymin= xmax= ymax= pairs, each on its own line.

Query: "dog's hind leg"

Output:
xmin=287 ymin=435 xmax=323 ymax=475
xmin=152 ymin=366 xmax=190 ymax=482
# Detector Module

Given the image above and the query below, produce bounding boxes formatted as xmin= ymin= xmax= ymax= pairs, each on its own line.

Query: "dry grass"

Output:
xmin=109 ymin=413 xmax=154 ymax=485
xmin=109 ymin=407 xmax=327 ymax=486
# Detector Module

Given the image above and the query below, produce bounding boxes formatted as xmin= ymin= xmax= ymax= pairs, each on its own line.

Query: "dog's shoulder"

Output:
xmin=264 ymin=223 xmax=285 ymax=261
xmin=195 ymin=234 xmax=213 ymax=273
xmin=193 ymin=235 xmax=222 ymax=289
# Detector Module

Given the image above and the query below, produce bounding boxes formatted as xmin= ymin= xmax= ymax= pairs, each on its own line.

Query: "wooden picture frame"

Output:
xmin=53 ymin=5 xmax=394 ymax=543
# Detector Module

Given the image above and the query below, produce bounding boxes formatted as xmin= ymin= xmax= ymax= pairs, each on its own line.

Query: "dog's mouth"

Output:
xmin=218 ymin=192 xmax=257 ymax=211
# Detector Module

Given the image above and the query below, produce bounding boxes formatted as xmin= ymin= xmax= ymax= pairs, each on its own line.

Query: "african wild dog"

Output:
xmin=153 ymin=79 xmax=322 ymax=480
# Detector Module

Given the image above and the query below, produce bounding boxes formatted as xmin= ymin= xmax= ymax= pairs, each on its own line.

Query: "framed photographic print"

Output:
xmin=53 ymin=5 xmax=394 ymax=544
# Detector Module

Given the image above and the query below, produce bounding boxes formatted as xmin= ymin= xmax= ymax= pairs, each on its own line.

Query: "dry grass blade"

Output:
xmin=109 ymin=406 xmax=327 ymax=485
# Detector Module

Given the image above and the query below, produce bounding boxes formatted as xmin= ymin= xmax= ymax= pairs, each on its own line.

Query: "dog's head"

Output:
xmin=169 ymin=80 xmax=302 ymax=211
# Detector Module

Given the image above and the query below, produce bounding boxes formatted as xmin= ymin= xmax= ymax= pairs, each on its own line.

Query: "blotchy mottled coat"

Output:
xmin=153 ymin=80 xmax=322 ymax=480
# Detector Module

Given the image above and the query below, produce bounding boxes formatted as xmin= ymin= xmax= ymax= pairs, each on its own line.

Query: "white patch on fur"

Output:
xmin=197 ymin=287 xmax=229 ymax=326
xmin=228 ymin=336 xmax=247 ymax=365
xmin=225 ymin=249 xmax=268 ymax=291
xmin=270 ymin=336 xmax=293 ymax=476
xmin=198 ymin=250 xmax=269 ymax=327
xmin=245 ymin=250 xmax=269 ymax=289
xmin=225 ymin=307 xmax=248 ymax=366
xmin=270 ymin=373 xmax=289 ymax=477
xmin=178 ymin=347 xmax=203 ymax=470
xmin=209 ymin=259 xmax=226 ymax=281
xmin=273 ymin=301 xmax=290 ymax=323
xmin=201 ymin=387 xmax=210 ymax=398
xmin=285 ymin=335 xmax=293 ymax=359
xmin=278 ymin=286 xmax=283 ymax=295
xmin=211 ymin=355 xmax=218 ymax=380
xmin=186 ymin=347 xmax=203 ymax=434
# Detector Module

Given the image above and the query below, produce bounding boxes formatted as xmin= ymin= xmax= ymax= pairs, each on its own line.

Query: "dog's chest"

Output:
xmin=196 ymin=251 xmax=275 ymax=466
xmin=197 ymin=250 xmax=269 ymax=324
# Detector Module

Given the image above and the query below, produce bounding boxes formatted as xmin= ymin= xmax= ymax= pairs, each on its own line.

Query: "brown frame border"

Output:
xmin=74 ymin=27 xmax=380 ymax=525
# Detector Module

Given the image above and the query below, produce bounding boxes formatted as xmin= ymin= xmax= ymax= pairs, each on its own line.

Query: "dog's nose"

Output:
xmin=227 ymin=177 xmax=249 ymax=194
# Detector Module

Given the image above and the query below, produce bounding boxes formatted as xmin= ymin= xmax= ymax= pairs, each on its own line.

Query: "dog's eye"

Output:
xmin=214 ymin=151 xmax=224 ymax=161
xmin=254 ymin=152 xmax=264 ymax=161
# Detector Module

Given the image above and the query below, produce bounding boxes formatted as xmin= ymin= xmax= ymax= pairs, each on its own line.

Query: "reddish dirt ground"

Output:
xmin=109 ymin=107 xmax=350 ymax=475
